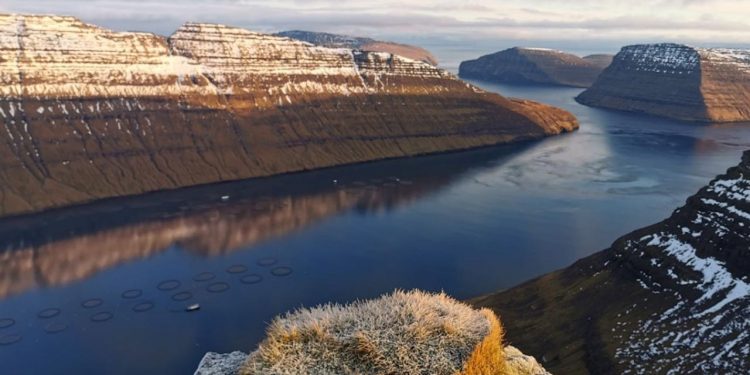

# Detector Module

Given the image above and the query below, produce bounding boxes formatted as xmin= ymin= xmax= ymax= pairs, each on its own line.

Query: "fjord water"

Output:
xmin=1 ymin=83 xmax=749 ymax=375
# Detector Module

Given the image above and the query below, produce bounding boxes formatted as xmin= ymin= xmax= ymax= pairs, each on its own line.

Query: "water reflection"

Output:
xmin=3 ymin=82 xmax=750 ymax=375
xmin=466 ymin=79 xmax=750 ymax=199
xmin=0 ymin=144 xmax=531 ymax=301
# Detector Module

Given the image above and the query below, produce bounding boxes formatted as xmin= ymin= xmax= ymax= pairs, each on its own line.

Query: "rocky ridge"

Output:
xmin=0 ymin=14 xmax=577 ymax=218
xmin=459 ymin=47 xmax=612 ymax=88
xmin=275 ymin=30 xmax=439 ymax=66
xmin=576 ymin=43 xmax=750 ymax=122
xmin=473 ymin=150 xmax=750 ymax=374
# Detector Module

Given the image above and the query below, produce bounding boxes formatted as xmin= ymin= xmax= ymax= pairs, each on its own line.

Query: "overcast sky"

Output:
xmin=2 ymin=0 xmax=749 ymax=68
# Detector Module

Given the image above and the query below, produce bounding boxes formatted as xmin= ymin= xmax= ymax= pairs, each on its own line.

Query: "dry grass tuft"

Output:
xmin=241 ymin=290 xmax=510 ymax=375
xmin=462 ymin=309 xmax=508 ymax=375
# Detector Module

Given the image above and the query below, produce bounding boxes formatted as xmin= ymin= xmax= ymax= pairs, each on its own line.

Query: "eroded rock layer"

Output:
xmin=0 ymin=14 xmax=577 ymax=217
xmin=459 ymin=47 xmax=612 ymax=88
xmin=474 ymin=150 xmax=750 ymax=374
xmin=576 ymin=43 xmax=750 ymax=122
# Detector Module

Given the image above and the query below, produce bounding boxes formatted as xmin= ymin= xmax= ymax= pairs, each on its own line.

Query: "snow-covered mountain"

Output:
xmin=474 ymin=150 xmax=750 ymax=374
xmin=275 ymin=30 xmax=439 ymax=66
xmin=577 ymin=43 xmax=750 ymax=122
xmin=0 ymin=14 xmax=577 ymax=218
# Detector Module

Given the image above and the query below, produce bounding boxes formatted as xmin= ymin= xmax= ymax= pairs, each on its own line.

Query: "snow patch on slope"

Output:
xmin=0 ymin=14 xmax=454 ymax=103
xmin=617 ymin=43 xmax=701 ymax=74
xmin=644 ymin=233 xmax=749 ymax=314
xmin=615 ymin=162 xmax=750 ymax=373
xmin=701 ymin=48 xmax=750 ymax=73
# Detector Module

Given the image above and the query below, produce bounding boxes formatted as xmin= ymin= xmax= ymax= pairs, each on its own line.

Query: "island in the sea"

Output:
xmin=577 ymin=43 xmax=750 ymax=122
xmin=459 ymin=47 xmax=613 ymax=88
xmin=0 ymin=14 xmax=577 ymax=218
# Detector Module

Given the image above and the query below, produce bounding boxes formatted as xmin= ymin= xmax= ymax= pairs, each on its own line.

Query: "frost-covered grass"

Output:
xmin=241 ymin=290 xmax=507 ymax=375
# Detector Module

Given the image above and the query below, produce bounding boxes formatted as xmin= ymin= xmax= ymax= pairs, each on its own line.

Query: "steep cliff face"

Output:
xmin=458 ymin=48 xmax=612 ymax=88
xmin=577 ymin=43 xmax=750 ymax=122
xmin=275 ymin=30 xmax=439 ymax=66
xmin=0 ymin=14 xmax=577 ymax=218
xmin=473 ymin=150 xmax=750 ymax=374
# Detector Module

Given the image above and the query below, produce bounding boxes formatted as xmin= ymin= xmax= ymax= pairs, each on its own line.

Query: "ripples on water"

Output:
xmin=1 ymin=82 xmax=749 ymax=374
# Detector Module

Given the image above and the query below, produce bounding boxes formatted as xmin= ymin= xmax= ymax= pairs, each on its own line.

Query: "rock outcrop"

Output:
xmin=459 ymin=47 xmax=612 ymax=88
xmin=195 ymin=352 xmax=248 ymax=375
xmin=473 ymin=150 xmax=750 ymax=374
xmin=275 ymin=30 xmax=439 ymax=66
xmin=0 ymin=14 xmax=577 ymax=218
xmin=194 ymin=291 xmax=551 ymax=375
xmin=576 ymin=43 xmax=750 ymax=122
xmin=504 ymin=346 xmax=552 ymax=375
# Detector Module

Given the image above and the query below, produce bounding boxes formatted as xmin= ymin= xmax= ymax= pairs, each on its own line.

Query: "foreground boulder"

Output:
xmin=459 ymin=47 xmax=612 ymax=88
xmin=195 ymin=290 xmax=550 ymax=374
xmin=275 ymin=30 xmax=439 ymax=66
xmin=0 ymin=14 xmax=577 ymax=218
xmin=577 ymin=43 xmax=750 ymax=122
xmin=474 ymin=150 xmax=750 ymax=374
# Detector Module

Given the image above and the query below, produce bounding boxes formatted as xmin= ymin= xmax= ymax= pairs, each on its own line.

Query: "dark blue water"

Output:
xmin=1 ymin=83 xmax=749 ymax=374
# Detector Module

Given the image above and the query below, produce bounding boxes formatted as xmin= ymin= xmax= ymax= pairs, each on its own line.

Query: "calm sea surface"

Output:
xmin=1 ymin=82 xmax=749 ymax=374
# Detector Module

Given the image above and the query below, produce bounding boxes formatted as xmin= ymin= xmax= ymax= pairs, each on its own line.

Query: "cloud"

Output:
xmin=1 ymin=0 xmax=748 ymax=65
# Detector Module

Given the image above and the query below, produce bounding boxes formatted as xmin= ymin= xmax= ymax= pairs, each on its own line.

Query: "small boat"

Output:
xmin=186 ymin=303 xmax=201 ymax=312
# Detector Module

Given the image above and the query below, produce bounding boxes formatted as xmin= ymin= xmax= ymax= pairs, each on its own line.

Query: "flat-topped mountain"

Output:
xmin=275 ymin=30 xmax=439 ymax=66
xmin=0 ymin=14 xmax=577 ymax=218
xmin=459 ymin=47 xmax=613 ymax=88
xmin=577 ymin=43 xmax=750 ymax=122
xmin=474 ymin=150 xmax=750 ymax=374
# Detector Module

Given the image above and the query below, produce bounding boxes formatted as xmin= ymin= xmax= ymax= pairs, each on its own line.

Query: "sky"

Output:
xmin=2 ymin=0 xmax=749 ymax=69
